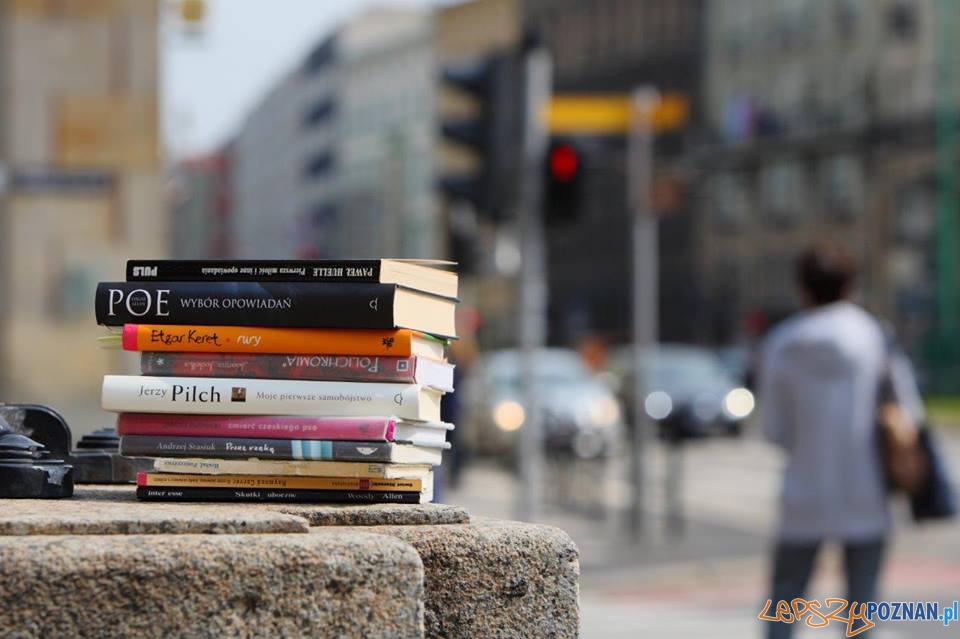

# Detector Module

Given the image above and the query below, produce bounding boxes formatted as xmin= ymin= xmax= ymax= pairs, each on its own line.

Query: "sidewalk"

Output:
xmin=445 ymin=433 xmax=960 ymax=638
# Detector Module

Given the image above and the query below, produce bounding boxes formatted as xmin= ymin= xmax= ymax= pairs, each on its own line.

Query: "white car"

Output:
xmin=461 ymin=348 xmax=625 ymax=459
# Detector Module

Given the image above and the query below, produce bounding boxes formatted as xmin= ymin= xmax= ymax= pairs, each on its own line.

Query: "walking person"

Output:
xmin=758 ymin=241 xmax=922 ymax=638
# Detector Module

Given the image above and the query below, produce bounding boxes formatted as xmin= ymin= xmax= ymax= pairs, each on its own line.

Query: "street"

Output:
xmin=447 ymin=429 xmax=960 ymax=637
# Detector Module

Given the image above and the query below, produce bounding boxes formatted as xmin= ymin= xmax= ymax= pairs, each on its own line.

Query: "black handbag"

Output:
xmin=910 ymin=427 xmax=957 ymax=521
xmin=877 ymin=325 xmax=956 ymax=521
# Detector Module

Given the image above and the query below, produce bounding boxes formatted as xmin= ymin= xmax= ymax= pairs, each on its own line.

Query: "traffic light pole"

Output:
xmin=627 ymin=88 xmax=659 ymax=542
xmin=516 ymin=46 xmax=551 ymax=522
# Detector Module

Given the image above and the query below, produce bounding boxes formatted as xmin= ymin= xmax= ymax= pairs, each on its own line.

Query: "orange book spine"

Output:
xmin=122 ymin=324 xmax=415 ymax=355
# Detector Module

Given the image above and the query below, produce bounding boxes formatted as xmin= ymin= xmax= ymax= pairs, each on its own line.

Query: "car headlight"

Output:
xmin=492 ymin=400 xmax=525 ymax=431
xmin=644 ymin=391 xmax=673 ymax=420
xmin=588 ymin=396 xmax=621 ymax=427
xmin=723 ymin=387 xmax=755 ymax=420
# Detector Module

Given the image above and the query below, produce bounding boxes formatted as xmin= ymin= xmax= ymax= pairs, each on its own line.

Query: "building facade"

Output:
xmin=333 ymin=7 xmax=438 ymax=259
xmin=698 ymin=0 xmax=954 ymax=368
xmin=230 ymin=35 xmax=339 ymax=259
xmin=170 ymin=146 xmax=233 ymax=259
xmin=0 ymin=0 xmax=165 ymax=432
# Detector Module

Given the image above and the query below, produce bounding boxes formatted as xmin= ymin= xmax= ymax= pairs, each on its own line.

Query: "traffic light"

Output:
xmin=438 ymin=51 xmax=523 ymax=222
xmin=544 ymin=139 xmax=584 ymax=222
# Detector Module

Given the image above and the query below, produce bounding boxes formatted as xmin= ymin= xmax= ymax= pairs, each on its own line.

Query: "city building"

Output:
xmin=0 ymin=0 xmax=165 ymax=431
xmin=333 ymin=7 xmax=438 ymax=259
xmin=230 ymin=34 xmax=338 ymax=259
xmin=169 ymin=146 xmax=233 ymax=259
xmin=698 ymin=0 xmax=953 ymax=370
xmin=524 ymin=0 xmax=707 ymax=345
xmin=230 ymin=9 xmax=444 ymax=262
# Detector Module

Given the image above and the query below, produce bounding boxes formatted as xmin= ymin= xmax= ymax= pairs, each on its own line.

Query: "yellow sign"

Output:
xmin=56 ymin=94 xmax=159 ymax=171
xmin=181 ymin=0 xmax=206 ymax=23
xmin=545 ymin=93 xmax=689 ymax=134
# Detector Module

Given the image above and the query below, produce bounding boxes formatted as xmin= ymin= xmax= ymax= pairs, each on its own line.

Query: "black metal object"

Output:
xmin=72 ymin=427 xmax=150 ymax=483
xmin=0 ymin=416 xmax=74 ymax=498
xmin=0 ymin=404 xmax=147 ymax=484
xmin=0 ymin=403 xmax=72 ymax=458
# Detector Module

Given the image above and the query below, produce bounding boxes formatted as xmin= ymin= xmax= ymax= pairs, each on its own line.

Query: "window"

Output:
xmin=303 ymin=99 xmax=335 ymax=127
xmin=303 ymin=151 xmax=334 ymax=179
xmin=710 ymin=172 xmax=750 ymax=229
xmin=819 ymin=154 xmax=863 ymax=218
xmin=760 ymin=160 xmax=805 ymax=224
xmin=887 ymin=0 xmax=918 ymax=40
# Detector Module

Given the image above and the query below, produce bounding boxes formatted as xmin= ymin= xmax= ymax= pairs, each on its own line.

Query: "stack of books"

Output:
xmin=95 ymin=259 xmax=458 ymax=504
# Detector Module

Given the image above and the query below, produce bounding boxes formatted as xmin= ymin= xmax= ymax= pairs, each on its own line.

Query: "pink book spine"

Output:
xmin=116 ymin=413 xmax=395 ymax=441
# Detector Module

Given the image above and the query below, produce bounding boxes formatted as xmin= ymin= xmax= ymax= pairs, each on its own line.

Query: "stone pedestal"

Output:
xmin=0 ymin=486 xmax=579 ymax=639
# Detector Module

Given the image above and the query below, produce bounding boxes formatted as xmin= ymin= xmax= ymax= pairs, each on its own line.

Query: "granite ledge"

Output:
xmin=0 ymin=485 xmax=468 ymax=535
xmin=0 ymin=530 xmax=425 ymax=639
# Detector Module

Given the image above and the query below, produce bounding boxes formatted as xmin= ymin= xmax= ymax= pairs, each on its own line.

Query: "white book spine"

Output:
xmin=101 ymin=375 xmax=429 ymax=419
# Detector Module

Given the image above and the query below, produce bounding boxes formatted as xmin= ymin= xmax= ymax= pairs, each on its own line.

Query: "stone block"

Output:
xmin=353 ymin=516 xmax=581 ymax=639
xmin=0 ymin=531 xmax=424 ymax=639
xmin=0 ymin=497 xmax=309 ymax=535
xmin=271 ymin=502 xmax=469 ymax=527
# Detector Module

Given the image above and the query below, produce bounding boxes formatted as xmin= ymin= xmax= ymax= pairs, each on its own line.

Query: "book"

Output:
xmin=126 ymin=259 xmax=458 ymax=300
xmin=117 ymin=414 xmax=453 ymax=447
xmin=101 ymin=376 xmax=442 ymax=421
xmin=119 ymin=436 xmax=446 ymax=465
xmin=151 ymin=457 xmax=433 ymax=480
xmin=135 ymin=486 xmax=429 ymax=504
xmin=140 ymin=352 xmax=455 ymax=392
xmin=113 ymin=325 xmax=446 ymax=360
xmin=94 ymin=281 xmax=457 ymax=338
xmin=137 ymin=472 xmax=424 ymax=493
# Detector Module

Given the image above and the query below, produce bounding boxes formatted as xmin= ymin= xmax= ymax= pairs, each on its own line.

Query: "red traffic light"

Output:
xmin=549 ymin=143 xmax=579 ymax=183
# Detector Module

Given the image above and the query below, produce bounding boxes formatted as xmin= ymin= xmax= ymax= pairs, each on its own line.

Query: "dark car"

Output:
xmin=608 ymin=344 xmax=755 ymax=440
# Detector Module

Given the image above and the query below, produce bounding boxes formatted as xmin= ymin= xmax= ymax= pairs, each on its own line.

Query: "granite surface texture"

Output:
xmin=0 ymin=531 xmax=424 ymax=639
xmin=354 ymin=516 xmax=581 ymax=639
xmin=0 ymin=487 xmax=580 ymax=637
xmin=0 ymin=498 xmax=310 ymax=535
xmin=6 ymin=485 xmax=468 ymax=531
xmin=272 ymin=502 xmax=469 ymax=527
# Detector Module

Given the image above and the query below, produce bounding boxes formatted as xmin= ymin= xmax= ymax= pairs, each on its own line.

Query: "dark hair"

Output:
xmin=796 ymin=241 xmax=858 ymax=305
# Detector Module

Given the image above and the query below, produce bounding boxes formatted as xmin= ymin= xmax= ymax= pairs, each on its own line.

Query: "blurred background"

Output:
xmin=1 ymin=0 xmax=960 ymax=636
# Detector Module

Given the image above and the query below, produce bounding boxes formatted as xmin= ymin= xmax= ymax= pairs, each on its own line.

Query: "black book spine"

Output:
xmin=119 ymin=435 xmax=398 ymax=462
xmin=95 ymin=281 xmax=395 ymax=328
xmin=126 ymin=260 xmax=382 ymax=283
xmin=136 ymin=486 xmax=420 ymax=503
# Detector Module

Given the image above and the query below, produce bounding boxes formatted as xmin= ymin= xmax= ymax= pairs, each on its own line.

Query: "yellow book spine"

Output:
xmin=139 ymin=472 xmax=423 ymax=492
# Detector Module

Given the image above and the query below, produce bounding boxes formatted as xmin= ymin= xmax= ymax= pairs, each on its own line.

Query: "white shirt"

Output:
xmin=760 ymin=301 xmax=901 ymax=542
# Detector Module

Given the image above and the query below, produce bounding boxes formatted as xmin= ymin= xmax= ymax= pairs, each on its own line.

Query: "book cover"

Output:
xmin=137 ymin=472 xmax=423 ymax=492
xmin=118 ymin=413 xmax=451 ymax=446
xmin=117 ymin=414 xmax=395 ymax=441
xmin=102 ymin=376 xmax=442 ymax=421
xmin=151 ymin=457 xmax=433 ymax=479
xmin=135 ymin=486 xmax=427 ymax=504
xmin=127 ymin=260 xmax=391 ymax=283
xmin=126 ymin=259 xmax=458 ymax=300
xmin=119 ymin=324 xmax=442 ymax=358
xmin=119 ymin=435 xmax=446 ymax=465
xmin=95 ymin=281 xmax=397 ymax=329
xmin=139 ymin=352 xmax=454 ymax=391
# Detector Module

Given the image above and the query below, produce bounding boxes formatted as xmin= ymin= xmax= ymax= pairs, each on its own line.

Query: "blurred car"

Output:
xmin=715 ymin=344 xmax=752 ymax=387
xmin=461 ymin=348 xmax=625 ymax=459
xmin=608 ymin=344 xmax=756 ymax=440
